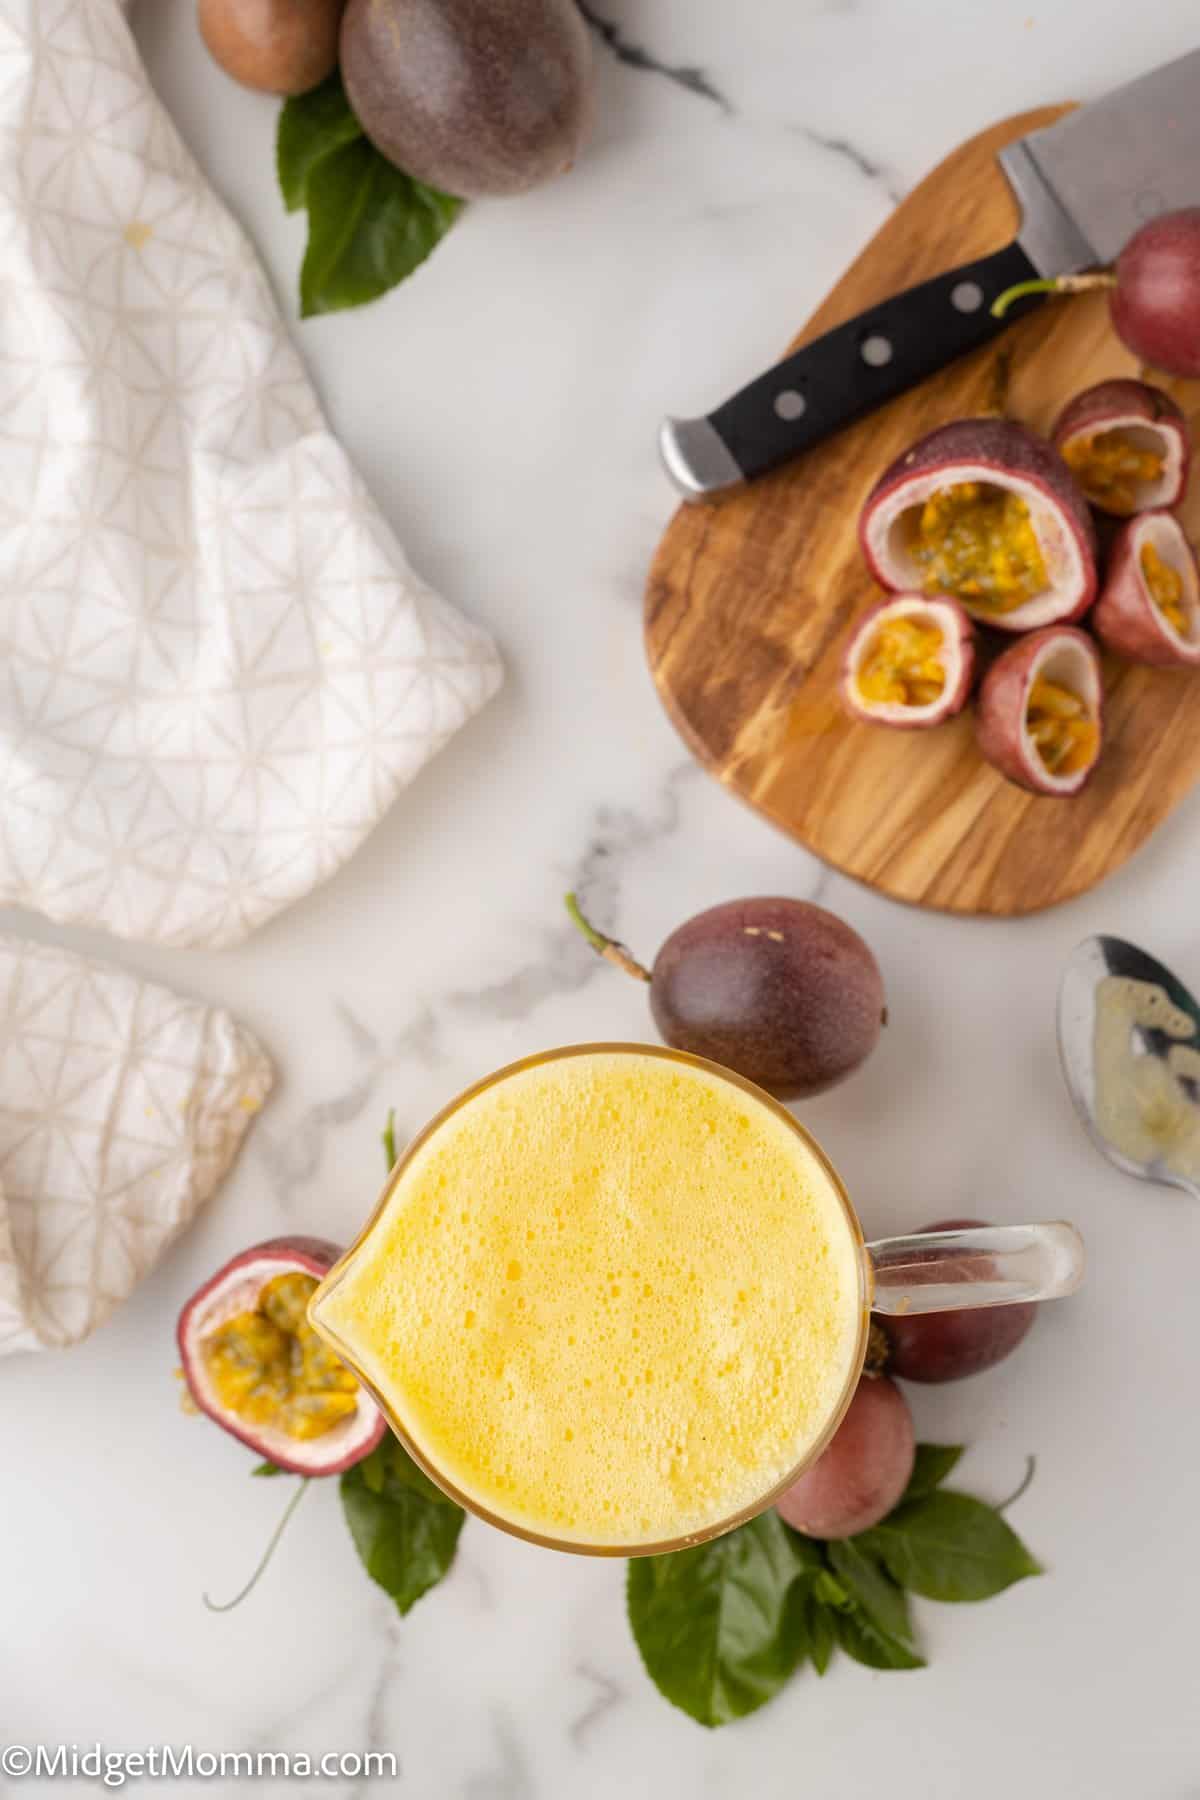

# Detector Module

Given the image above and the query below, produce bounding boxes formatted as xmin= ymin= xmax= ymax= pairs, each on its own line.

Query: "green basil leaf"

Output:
xmin=832 ymin=1603 xmax=926 ymax=1671
xmin=277 ymin=73 xmax=364 ymax=212
xmin=340 ymin=1455 xmax=465 ymax=1616
xmin=299 ymin=138 xmax=463 ymax=319
xmin=378 ymin=1433 xmax=458 ymax=1507
xmin=904 ymin=1443 xmax=965 ymax=1500
xmin=250 ymin=1460 xmax=283 ymax=1478
xmin=805 ymin=1589 xmax=836 ymax=1676
xmin=827 ymin=1538 xmax=918 ymax=1654
xmin=626 ymin=1512 xmax=815 ymax=1728
xmin=860 ymin=1491 xmax=1042 ymax=1603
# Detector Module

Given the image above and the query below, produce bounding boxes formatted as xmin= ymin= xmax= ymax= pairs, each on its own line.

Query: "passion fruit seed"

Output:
xmin=202 ymin=1272 xmax=359 ymax=1443
xmin=909 ymin=482 xmax=1047 ymax=612
xmin=565 ymin=893 xmax=885 ymax=1100
xmin=1026 ymin=678 xmax=1098 ymax=779
xmin=857 ymin=615 xmax=946 ymax=707
xmin=1140 ymin=542 xmax=1187 ymax=632
xmin=1061 ymin=430 xmax=1165 ymax=515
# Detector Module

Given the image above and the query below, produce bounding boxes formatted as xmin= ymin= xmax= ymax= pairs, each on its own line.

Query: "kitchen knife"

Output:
xmin=661 ymin=50 xmax=1200 ymax=500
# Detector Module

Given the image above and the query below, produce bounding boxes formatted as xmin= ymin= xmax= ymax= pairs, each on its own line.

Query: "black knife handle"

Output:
xmin=683 ymin=241 xmax=1043 ymax=492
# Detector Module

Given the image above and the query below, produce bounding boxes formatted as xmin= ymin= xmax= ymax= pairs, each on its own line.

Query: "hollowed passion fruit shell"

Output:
xmin=976 ymin=627 xmax=1103 ymax=797
xmin=841 ymin=594 xmax=975 ymax=728
xmin=1093 ymin=511 xmax=1200 ymax=667
xmin=1051 ymin=379 xmax=1189 ymax=516
xmin=178 ymin=1237 xmax=385 ymax=1475
xmin=860 ymin=418 xmax=1098 ymax=633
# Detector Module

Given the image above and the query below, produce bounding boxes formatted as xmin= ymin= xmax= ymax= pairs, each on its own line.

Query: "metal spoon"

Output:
xmin=1058 ymin=935 xmax=1200 ymax=1200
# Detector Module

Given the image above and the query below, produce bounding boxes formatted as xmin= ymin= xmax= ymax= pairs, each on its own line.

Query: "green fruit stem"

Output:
xmin=203 ymin=1476 xmax=311 ymax=1613
xmin=564 ymin=892 xmax=651 ymax=984
xmin=990 ymin=271 xmax=1116 ymax=320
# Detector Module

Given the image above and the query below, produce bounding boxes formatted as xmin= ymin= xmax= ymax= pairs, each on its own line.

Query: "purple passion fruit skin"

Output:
xmin=198 ymin=0 xmax=344 ymax=95
xmin=178 ymin=1236 xmax=386 ymax=1476
xmin=875 ymin=1219 xmax=1036 ymax=1383
xmin=975 ymin=626 xmax=1103 ymax=798
xmin=775 ymin=1376 xmax=915 ymax=1540
xmin=1111 ymin=209 xmax=1200 ymax=379
xmin=1093 ymin=512 xmax=1200 ymax=668
xmin=340 ymin=0 xmax=594 ymax=198
xmin=648 ymin=898 xmax=886 ymax=1101
xmin=859 ymin=418 xmax=1099 ymax=634
xmin=841 ymin=594 xmax=976 ymax=729
xmin=1051 ymin=379 xmax=1190 ymax=516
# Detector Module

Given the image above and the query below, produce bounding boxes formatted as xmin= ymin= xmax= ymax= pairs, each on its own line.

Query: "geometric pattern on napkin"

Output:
xmin=0 ymin=935 xmax=273 ymax=1354
xmin=0 ymin=0 xmax=502 ymax=948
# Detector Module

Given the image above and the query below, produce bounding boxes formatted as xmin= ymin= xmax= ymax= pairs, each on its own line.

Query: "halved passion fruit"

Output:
xmin=841 ymin=594 xmax=975 ymax=728
xmin=178 ymin=1237 xmax=385 ymax=1475
xmin=860 ymin=418 xmax=1098 ymax=633
xmin=1052 ymin=379 xmax=1189 ymax=516
xmin=1092 ymin=511 xmax=1200 ymax=667
xmin=976 ymin=627 xmax=1103 ymax=796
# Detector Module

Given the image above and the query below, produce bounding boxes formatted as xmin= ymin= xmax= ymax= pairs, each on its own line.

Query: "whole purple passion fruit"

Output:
xmin=860 ymin=418 xmax=1098 ymax=633
xmin=1052 ymin=379 xmax=1190 ymax=516
xmin=178 ymin=1237 xmax=385 ymax=1476
xmin=841 ymin=593 xmax=975 ymax=729
xmin=1093 ymin=511 xmax=1200 ymax=667
xmin=975 ymin=626 xmax=1103 ymax=797
xmin=198 ymin=0 xmax=344 ymax=95
xmin=775 ymin=1375 xmax=915 ymax=1539
xmin=874 ymin=1219 xmax=1037 ymax=1383
xmin=565 ymin=894 xmax=886 ymax=1100
xmin=994 ymin=209 xmax=1200 ymax=379
xmin=1111 ymin=210 xmax=1200 ymax=379
xmin=340 ymin=0 xmax=594 ymax=198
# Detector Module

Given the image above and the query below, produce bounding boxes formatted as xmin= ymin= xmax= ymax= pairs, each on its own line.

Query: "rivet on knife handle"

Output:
xmin=660 ymin=239 xmax=1043 ymax=500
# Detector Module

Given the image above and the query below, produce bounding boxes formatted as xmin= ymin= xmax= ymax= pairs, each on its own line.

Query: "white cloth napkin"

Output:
xmin=0 ymin=936 xmax=272 ymax=1354
xmin=0 ymin=0 xmax=502 ymax=949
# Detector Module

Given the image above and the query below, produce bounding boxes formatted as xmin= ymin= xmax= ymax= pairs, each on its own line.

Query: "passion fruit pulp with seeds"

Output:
xmin=1052 ymin=379 xmax=1190 ymax=516
xmin=178 ymin=1237 xmax=385 ymax=1475
xmin=841 ymin=594 xmax=975 ymax=729
xmin=860 ymin=418 xmax=1098 ymax=633
xmin=975 ymin=626 xmax=1103 ymax=797
xmin=565 ymin=894 xmax=885 ymax=1100
xmin=1093 ymin=511 xmax=1200 ymax=667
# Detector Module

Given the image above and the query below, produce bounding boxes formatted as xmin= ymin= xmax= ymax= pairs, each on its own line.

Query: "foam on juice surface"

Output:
xmin=314 ymin=1051 xmax=864 ymax=1547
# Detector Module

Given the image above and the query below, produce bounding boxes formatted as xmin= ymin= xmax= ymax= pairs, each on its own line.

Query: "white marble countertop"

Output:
xmin=5 ymin=3 xmax=1200 ymax=1795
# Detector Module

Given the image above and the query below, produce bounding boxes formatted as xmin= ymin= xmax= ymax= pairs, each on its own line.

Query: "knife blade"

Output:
xmin=661 ymin=50 xmax=1200 ymax=501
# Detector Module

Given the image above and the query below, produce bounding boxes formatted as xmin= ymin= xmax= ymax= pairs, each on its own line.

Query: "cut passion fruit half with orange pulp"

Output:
xmin=1052 ymin=380 xmax=1189 ymax=517
xmin=1093 ymin=512 xmax=1200 ymax=668
xmin=841 ymin=594 xmax=974 ymax=728
xmin=860 ymin=419 xmax=1098 ymax=633
xmin=178 ymin=1237 xmax=386 ymax=1474
xmin=976 ymin=627 xmax=1103 ymax=797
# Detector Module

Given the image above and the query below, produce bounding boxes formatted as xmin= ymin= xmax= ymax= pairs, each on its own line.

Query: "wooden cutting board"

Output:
xmin=645 ymin=107 xmax=1200 ymax=917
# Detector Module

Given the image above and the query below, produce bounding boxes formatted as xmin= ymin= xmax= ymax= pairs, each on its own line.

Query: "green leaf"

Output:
xmin=804 ymin=1589 xmax=836 ymax=1676
xmin=859 ymin=1491 xmax=1043 ymax=1604
xmin=250 ymin=1460 xmax=283 ymax=1478
xmin=626 ymin=1511 xmax=816 ymax=1728
xmin=356 ymin=1433 xmax=458 ymax=1508
xmin=277 ymin=73 xmax=364 ymax=212
xmin=904 ymin=1443 xmax=965 ymax=1501
xmin=340 ymin=1450 xmax=465 ymax=1616
xmin=298 ymin=137 xmax=463 ymax=318
xmin=832 ymin=1602 xmax=926 ymax=1671
xmin=828 ymin=1538 xmax=918 ymax=1653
